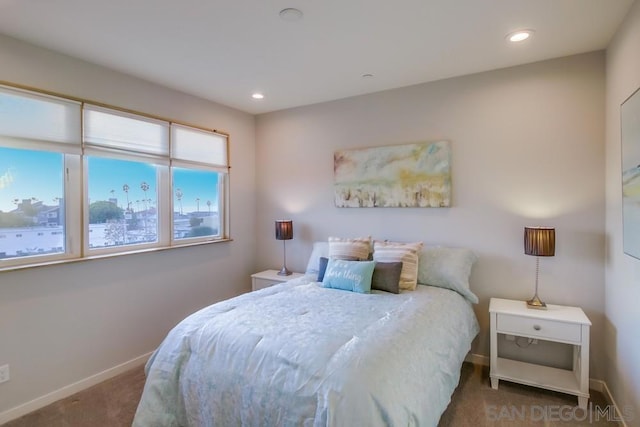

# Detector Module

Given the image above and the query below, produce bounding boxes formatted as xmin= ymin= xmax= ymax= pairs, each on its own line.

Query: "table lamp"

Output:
xmin=524 ymin=226 xmax=555 ymax=309
xmin=275 ymin=220 xmax=293 ymax=276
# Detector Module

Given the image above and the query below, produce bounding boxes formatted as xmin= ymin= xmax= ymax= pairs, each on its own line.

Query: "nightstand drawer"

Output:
xmin=496 ymin=313 xmax=581 ymax=343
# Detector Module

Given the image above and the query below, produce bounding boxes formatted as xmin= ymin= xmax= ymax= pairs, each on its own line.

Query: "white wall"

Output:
xmin=605 ymin=0 xmax=640 ymax=423
xmin=256 ymin=52 xmax=606 ymax=379
xmin=0 ymin=35 xmax=256 ymax=417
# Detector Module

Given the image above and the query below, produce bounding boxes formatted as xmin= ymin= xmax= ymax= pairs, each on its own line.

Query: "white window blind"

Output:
xmin=83 ymin=105 xmax=169 ymax=158
xmin=171 ymin=124 xmax=228 ymax=169
xmin=0 ymin=85 xmax=81 ymax=153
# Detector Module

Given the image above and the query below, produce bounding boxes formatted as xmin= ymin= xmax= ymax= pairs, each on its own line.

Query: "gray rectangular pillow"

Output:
xmin=371 ymin=262 xmax=403 ymax=294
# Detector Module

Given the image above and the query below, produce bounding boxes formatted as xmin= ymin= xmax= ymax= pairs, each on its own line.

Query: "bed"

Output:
xmin=133 ymin=243 xmax=479 ymax=427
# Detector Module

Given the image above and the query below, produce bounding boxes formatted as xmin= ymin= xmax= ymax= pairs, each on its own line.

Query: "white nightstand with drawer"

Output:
xmin=489 ymin=297 xmax=591 ymax=409
xmin=251 ymin=269 xmax=304 ymax=291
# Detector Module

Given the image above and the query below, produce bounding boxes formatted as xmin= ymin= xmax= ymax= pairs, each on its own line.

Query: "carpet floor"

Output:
xmin=3 ymin=362 xmax=619 ymax=426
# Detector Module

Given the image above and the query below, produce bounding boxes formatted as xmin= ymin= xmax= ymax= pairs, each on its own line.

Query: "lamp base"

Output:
xmin=526 ymin=295 xmax=547 ymax=310
xmin=277 ymin=267 xmax=291 ymax=276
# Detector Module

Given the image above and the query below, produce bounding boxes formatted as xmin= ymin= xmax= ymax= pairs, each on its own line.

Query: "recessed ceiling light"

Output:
xmin=252 ymin=93 xmax=264 ymax=100
xmin=279 ymin=8 xmax=303 ymax=21
xmin=507 ymin=29 xmax=534 ymax=43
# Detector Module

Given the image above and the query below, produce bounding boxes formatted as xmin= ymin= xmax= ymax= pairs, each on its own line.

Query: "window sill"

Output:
xmin=0 ymin=238 xmax=233 ymax=274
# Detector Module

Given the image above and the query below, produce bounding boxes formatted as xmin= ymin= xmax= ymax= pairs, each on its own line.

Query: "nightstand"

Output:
xmin=489 ymin=297 xmax=591 ymax=409
xmin=251 ymin=269 xmax=304 ymax=291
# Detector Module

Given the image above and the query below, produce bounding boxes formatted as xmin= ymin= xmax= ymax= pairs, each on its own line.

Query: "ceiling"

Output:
xmin=0 ymin=0 xmax=634 ymax=115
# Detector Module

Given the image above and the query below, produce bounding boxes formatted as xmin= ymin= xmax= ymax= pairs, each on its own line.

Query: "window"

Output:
xmin=87 ymin=156 xmax=159 ymax=249
xmin=170 ymin=124 xmax=227 ymax=243
xmin=0 ymin=86 xmax=81 ymax=267
xmin=172 ymin=167 xmax=220 ymax=240
xmin=0 ymin=84 xmax=229 ymax=270
xmin=0 ymin=147 xmax=65 ymax=260
xmin=82 ymin=105 xmax=169 ymax=254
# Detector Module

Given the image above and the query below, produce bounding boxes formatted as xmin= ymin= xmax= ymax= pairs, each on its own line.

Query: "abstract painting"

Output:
xmin=334 ymin=141 xmax=451 ymax=208
xmin=622 ymin=87 xmax=640 ymax=259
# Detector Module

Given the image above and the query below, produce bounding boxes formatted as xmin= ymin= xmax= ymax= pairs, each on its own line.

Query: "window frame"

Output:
xmin=82 ymin=153 xmax=170 ymax=256
xmin=169 ymin=123 xmax=229 ymax=245
xmin=0 ymin=151 xmax=82 ymax=269
xmin=170 ymin=164 xmax=226 ymax=245
xmin=0 ymin=83 xmax=231 ymax=272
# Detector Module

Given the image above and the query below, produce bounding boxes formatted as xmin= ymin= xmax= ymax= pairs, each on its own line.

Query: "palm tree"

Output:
xmin=140 ymin=182 xmax=150 ymax=211
xmin=121 ymin=184 xmax=130 ymax=243
xmin=175 ymin=188 xmax=183 ymax=215
xmin=11 ymin=198 xmax=20 ymax=216
xmin=122 ymin=184 xmax=130 ymax=212
xmin=207 ymin=200 xmax=211 ymax=213
xmin=140 ymin=181 xmax=150 ymax=233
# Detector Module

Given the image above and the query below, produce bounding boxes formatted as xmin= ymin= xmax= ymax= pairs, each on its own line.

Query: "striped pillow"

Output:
xmin=328 ymin=236 xmax=371 ymax=261
xmin=373 ymin=241 xmax=424 ymax=291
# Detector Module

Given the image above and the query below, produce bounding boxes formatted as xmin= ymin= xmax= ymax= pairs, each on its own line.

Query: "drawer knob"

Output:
xmin=533 ymin=325 xmax=541 ymax=331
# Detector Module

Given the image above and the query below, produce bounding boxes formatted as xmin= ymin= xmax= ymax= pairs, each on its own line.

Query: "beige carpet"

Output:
xmin=439 ymin=363 xmax=619 ymax=426
xmin=3 ymin=362 xmax=619 ymax=426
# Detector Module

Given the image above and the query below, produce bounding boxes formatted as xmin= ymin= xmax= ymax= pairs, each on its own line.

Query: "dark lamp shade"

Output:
xmin=275 ymin=220 xmax=293 ymax=240
xmin=524 ymin=227 xmax=555 ymax=257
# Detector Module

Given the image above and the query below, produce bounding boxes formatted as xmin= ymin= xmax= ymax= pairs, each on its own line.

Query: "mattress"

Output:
xmin=133 ymin=274 xmax=479 ymax=426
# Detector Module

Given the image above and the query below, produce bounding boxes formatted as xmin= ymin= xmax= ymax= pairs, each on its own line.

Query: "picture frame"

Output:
xmin=621 ymin=86 xmax=640 ymax=260
xmin=333 ymin=140 xmax=451 ymax=208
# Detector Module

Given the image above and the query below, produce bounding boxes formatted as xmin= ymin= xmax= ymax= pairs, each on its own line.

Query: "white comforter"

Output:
xmin=133 ymin=275 xmax=479 ymax=427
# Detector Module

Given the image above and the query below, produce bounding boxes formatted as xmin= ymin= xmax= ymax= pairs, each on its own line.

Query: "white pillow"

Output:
xmin=373 ymin=241 xmax=423 ymax=291
xmin=328 ymin=236 xmax=371 ymax=261
xmin=417 ymin=247 xmax=478 ymax=303
xmin=305 ymin=241 xmax=329 ymax=275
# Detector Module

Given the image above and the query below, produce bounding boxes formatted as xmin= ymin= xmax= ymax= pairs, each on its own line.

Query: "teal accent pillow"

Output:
xmin=322 ymin=259 xmax=376 ymax=293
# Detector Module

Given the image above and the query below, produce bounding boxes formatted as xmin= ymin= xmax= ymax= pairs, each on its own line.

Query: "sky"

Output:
xmin=172 ymin=167 xmax=219 ymax=213
xmin=0 ymin=147 xmax=63 ymax=212
xmin=0 ymin=147 xmax=219 ymax=213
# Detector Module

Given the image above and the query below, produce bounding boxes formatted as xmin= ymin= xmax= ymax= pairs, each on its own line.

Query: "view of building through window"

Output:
xmin=172 ymin=167 xmax=220 ymax=240
xmin=0 ymin=147 xmax=66 ymax=259
xmin=87 ymin=156 xmax=159 ymax=249
xmin=0 ymin=150 xmax=222 ymax=259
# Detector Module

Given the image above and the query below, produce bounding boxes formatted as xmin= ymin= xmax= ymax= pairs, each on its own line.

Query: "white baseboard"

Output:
xmin=0 ymin=352 xmax=152 ymax=425
xmin=593 ymin=379 xmax=629 ymax=427
xmin=465 ymin=352 xmax=489 ymax=366
xmin=589 ymin=378 xmax=604 ymax=393
xmin=466 ymin=353 xmax=627 ymax=426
